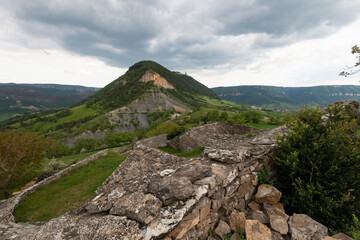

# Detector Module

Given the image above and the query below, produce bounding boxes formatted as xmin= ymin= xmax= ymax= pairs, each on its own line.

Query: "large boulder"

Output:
xmin=288 ymin=213 xmax=328 ymax=240
xmin=254 ymin=184 xmax=282 ymax=205
xmin=245 ymin=219 xmax=272 ymax=240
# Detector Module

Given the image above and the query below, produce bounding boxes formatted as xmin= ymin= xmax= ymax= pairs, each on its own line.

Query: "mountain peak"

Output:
xmin=86 ymin=60 xmax=218 ymax=110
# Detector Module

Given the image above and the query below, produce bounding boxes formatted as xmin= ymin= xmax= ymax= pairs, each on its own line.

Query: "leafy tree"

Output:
xmin=0 ymin=130 xmax=50 ymax=199
xmin=274 ymin=104 xmax=360 ymax=232
xmin=340 ymin=45 xmax=360 ymax=77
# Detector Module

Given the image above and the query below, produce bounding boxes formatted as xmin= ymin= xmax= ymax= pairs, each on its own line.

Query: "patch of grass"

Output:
xmin=14 ymin=152 xmax=128 ymax=222
xmin=43 ymin=150 xmax=99 ymax=169
xmin=158 ymin=145 xmax=204 ymax=158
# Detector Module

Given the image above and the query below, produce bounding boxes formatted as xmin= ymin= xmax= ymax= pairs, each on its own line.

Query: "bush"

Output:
xmin=145 ymin=122 xmax=184 ymax=139
xmin=348 ymin=215 xmax=360 ymax=240
xmin=274 ymin=104 xmax=360 ymax=232
xmin=0 ymin=130 xmax=50 ymax=199
xmin=44 ymin=159 xmax=66 ymax=171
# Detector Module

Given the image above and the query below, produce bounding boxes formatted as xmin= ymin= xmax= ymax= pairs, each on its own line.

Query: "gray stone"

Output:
xmin=270 ymin=215 xmax=288 ymax=235
xmin=289 ymin=213 xmax=328 ymax=240
xmin=272 ymin=231 xmax=285 ymax=240
xmin=229 ymin=211 xmax=246 ymax=232
xmin=147 ymin=176 xmax=195 ymax=205
xmin=248 ymin=210 xmax=270 ymax=224
xmin=255 ymin=184 xmax=282 ymax=205
xmin=22 ymin=212 xmax=143 ymax=240
xmin=109 ymin=191 xmax=162 ymax=224
xmin=263 ymin=203 xmax=289 ymax=220
xmin=215 ymin=220 xmax=231 ymax=240
xmin=245 ymin=219 xmax=272 ymax=240
xmin=332 ymin=233 xmax=354 ymax=240
xmin=172 ymin=164 xmax=212 ymax=182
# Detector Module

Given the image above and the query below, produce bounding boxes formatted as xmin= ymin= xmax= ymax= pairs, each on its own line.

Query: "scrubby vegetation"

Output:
xmin=274 ymin=104 xmax=360 ymax=234
xmin=0 ymin=130 xmax=51 ymax=199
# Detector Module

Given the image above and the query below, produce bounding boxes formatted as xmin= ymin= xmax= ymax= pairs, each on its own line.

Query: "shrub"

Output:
xmin=0 ymin=130 xmax=50 ymax=199
xmin=274 ymin=104 xmax=360 ymax=232
xmin=44 ymin=159 xmax=66 ymax=171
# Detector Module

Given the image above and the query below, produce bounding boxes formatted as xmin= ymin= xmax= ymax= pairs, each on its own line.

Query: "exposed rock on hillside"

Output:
xmin=140 ymin=71 xmax=174 ymax=89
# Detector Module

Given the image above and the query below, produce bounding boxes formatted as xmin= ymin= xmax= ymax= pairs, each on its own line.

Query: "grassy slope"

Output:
xmin=14 ymin=151 xmax=128 ymax=222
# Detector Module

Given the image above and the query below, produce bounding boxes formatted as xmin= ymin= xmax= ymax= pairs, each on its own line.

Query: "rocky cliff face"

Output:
xmin=0 ymin=101 xmax=358 ymax=240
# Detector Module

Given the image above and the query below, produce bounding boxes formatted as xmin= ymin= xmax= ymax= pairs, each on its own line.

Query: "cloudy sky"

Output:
xmin=0 ymin=0 xmax=360 ymax=88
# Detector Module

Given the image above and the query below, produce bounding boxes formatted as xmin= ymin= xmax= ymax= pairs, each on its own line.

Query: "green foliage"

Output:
xmin=242 ymin=110 xmax=262 ymax=124
xmin=257 ymin=163 xmax=274 ymax=186
xmin=0 ymin=130 xmax=50 ymax=199
xmin=274 ymin=104 xmax=360 ymax=232
xmin=13 ymin=152 xmax=128 ymax=222
xmin=44 ymin=159 xmax=66 ymax=172
xmin=340 ymin=45 xmax=360 ymax=77
xmin=223 ymin=233 xmax=232 ymax=240
xmin=348 ymin=214 xmax=360 ymax=240
xmin=208 ymin=229 xmax=215 ymax=238
xmin=145 ymin=121 xmax=184 ymax=139
xmin=45 ymin=140 xmax=70 ymax=158
xmin=104 ymin=131 xmax=139 ymax=148
xmin=236 ymin=227 xmax=246 ymax=240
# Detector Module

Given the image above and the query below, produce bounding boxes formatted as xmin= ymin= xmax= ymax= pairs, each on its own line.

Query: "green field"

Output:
xmin=14 ymin=151 xmax=128 ymax=222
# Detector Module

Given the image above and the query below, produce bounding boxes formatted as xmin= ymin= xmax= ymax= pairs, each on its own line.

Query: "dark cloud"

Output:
xmin=4 ymin=0 xmax=360 ymax=69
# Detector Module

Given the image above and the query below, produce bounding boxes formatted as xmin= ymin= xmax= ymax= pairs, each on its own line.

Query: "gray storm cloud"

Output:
xmin=4 ymin=0 xmax=360 ymax=69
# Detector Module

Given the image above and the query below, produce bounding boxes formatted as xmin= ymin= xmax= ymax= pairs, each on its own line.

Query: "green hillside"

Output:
xmin=0 ymin=84 xmax=99 ymax=121
xmin=87 ymin=60 xmax=219 ymax=110
xmin=212 ymin=85 xmax=360 ymax=111
xmin=1 ymin=61 xmax=223 ymax=146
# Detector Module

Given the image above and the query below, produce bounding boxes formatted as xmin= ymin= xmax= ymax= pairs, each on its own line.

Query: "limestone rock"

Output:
xmin=288 ymin=213 xmax=328 ymax=240
xmin=109 ymin=191 xmax=162 ymax=224
xmin=22 ymin=212 xmax=143 ymax=240
xmin=332 ymin=233 xmax=354 ymax=240
xmin=172 ymin=164 xmax=212 ymax=182
xmin=254 ymin=184 xmax=282 ymax=205
xmin=320 ymin=237 xmax=336 ymax=240
xmin=248 ymin=210 xmax=269 ymax=224
xmin=147 ymin=176 xmax=195 ymax=205
xmin=215 ymin=220 xmax=231 ymax=240
xmin=270 ymin=215 xmax=288 ymax=235
xmin=245 ymin=219 xmax=272 ymax=240
xmin=229 ymin=211 xmax=246 ymax=232
xmin=272 ymin=231 xmax=285 ymax=240
xmin=263 ymin=203 xmax=289 ymax=220
xmin=248 ymin=201 xmax=261 ymax=211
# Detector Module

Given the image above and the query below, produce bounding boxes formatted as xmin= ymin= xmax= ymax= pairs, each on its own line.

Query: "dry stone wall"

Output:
xmin=0 ymin=100 xmax=358 ymax=239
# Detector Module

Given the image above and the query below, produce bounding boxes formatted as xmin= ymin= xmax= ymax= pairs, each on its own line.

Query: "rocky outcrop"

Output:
xmin=1 ymin=100 xmax=358 ymax=239
xmin=140 ymin=71 xmax=174 ymax=89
